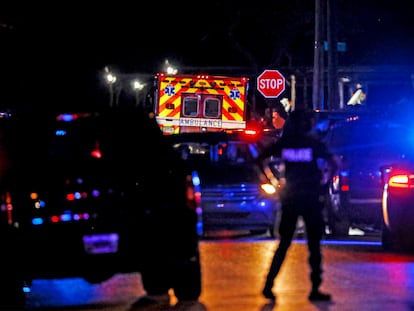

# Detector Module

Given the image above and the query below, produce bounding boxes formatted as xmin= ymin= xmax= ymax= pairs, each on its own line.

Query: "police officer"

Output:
xmin=259 ymin=109 xmax=337 ymax=302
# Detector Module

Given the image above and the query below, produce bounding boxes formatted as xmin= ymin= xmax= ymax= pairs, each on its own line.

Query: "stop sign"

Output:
xmin=257 ymin=69 xmax=286 ymax=98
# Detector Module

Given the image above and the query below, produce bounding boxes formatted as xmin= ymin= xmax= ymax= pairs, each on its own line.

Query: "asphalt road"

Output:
xmin=24 ymin=232 xmax=414 ymax=311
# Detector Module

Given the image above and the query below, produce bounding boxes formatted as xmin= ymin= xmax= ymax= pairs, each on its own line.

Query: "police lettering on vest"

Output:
xmin=281 ymin=148 xmax=313 ymax=162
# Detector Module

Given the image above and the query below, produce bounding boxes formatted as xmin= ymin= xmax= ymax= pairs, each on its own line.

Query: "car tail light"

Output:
xmin=186 ymin=171 xmax=203 ymax=236
xmin=240 ymin=127 xmax=261 ymax=142
xmin=339 ymin=172 xmax=350 ymax=192
xmin=2 ymin=191 xmax=14 ymax=225
xmin=388 ymin=174 xmax=414 ymax=188
xmin=186 ymin=171 xmax=201 ymax=210
xmin=90 ymin=148 xmax=102 ymax=159
xmin=90 ymin=141 xmax=102 ymax=159
xmin=244 ymin=128 xmax=259 ymax=137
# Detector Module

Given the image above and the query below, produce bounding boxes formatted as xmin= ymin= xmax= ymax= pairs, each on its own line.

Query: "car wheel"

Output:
xmin=400 ymin=236 xmax=414 ymax=253
xmin=172 ymin=255 xmax=202 ymax=301
xmin=140 ymin=264 xmax=171 ymax=296
xmin=385 ymin=226 xmax=414 ymax=253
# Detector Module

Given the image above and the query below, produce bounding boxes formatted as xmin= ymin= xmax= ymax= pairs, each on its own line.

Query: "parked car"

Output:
xmin=166 ymin=131 xmax=280 ymax=237
xmin=0 ymin=107 xmax=202 ymax=307
xmin=380 ymin=160 xmax=414 ymax=252
xmin=321 ymin=112 xmax=414 ymax=236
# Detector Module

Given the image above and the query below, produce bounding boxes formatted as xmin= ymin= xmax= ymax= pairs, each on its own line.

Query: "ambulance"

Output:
xmin=153 ymin=73 xmax=249 ymax=134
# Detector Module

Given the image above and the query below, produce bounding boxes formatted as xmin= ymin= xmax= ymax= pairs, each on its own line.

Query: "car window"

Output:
xmin=327 ymin=120 xmax=413 ymax=153
xmin=173 ymin=140 xmax=257 ymax=164
xmin=169 ymin=133 xmax=263 ymax=185
xmin=196 ymin=162 xmax=261 ymax=184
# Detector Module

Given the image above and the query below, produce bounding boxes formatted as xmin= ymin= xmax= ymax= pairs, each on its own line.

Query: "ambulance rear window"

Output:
xmin=204 ymin=98 xmax=220 ymax=118
xmin=183 ymin=97 xmax=198 ymax=117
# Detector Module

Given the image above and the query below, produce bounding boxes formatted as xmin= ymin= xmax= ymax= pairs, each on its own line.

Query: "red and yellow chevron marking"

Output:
xmin=157 ymin=76 xmax=192 ymax=119
xmin=156 ymin=74 xmax=248 ymax=123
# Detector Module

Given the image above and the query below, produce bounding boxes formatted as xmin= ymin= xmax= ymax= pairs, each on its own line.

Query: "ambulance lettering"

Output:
xmin=179 ymin=118 xmax=222 ymax=128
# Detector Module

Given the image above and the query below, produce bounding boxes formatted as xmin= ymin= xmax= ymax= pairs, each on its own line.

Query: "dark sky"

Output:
xmin=1 ymin=1 xmax=414 ymax=111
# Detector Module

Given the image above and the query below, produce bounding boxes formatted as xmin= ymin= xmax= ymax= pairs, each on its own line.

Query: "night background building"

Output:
xmin=1 ymin=1 xmax=414 ymax=113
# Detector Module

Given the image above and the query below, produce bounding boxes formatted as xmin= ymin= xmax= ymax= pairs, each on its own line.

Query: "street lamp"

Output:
xmin=104 ymin=67 xmax=117 ymax=107
xmin=164 ymin=59 xmax=178 ymax=75
xmin=132 ymin=80 xmax=145 ymax=107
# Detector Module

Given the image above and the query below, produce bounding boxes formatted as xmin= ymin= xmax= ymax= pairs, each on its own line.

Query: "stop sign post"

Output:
xmin=257 ymin=69 xmax=286 ymax=98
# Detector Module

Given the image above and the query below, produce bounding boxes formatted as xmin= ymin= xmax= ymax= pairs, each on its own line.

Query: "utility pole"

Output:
xmin=327 ymin=0 xmax=338 ymax=110
xmin=313 ymin=0 xmax=324 ymax=110
xmin=313 ymin=0 xmax=338 ymax=111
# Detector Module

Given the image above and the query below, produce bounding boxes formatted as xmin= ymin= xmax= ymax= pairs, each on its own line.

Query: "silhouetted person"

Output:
xmin=0 ymin=223 xmax=26 ymax=310
xmin=258 ymin=109 xmax=337 ymax=302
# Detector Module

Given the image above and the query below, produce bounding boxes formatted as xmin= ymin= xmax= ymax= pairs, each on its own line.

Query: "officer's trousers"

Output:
xmin=264 ymin=194 xmax=325 ymax=291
